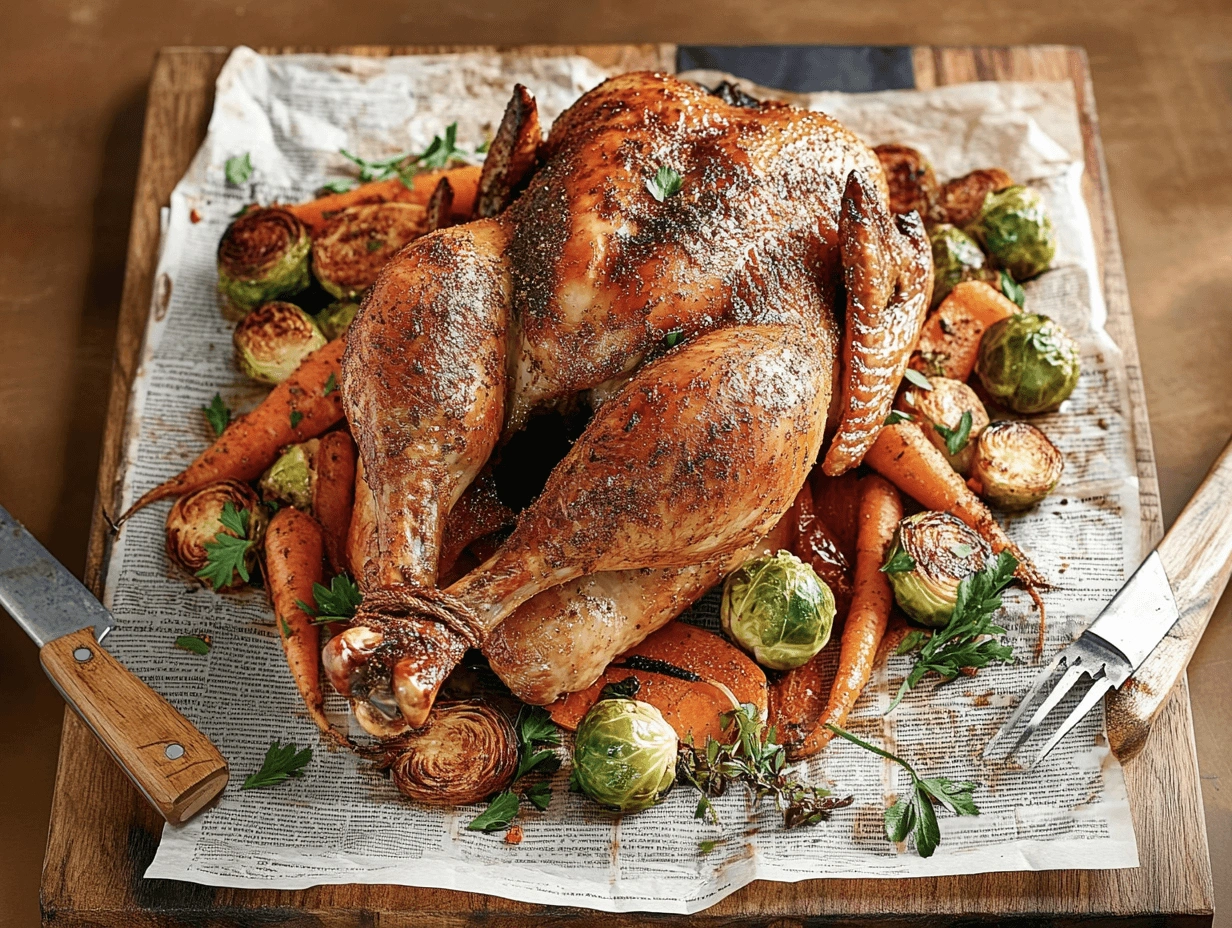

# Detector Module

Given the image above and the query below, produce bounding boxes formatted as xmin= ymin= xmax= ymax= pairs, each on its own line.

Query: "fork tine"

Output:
xmin=1027 ymin=672 xmax=1114 ymax=768
xmin=983 ymin=649 xmax=1069 ymax=759
xmin=1002 ymin=660 xmax=1092 ymax=760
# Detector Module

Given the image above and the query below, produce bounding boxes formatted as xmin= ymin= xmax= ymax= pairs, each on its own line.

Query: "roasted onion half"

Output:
xmin=970 ymin=420 xmax=1064 ymax=510
xmin=380 ymin=701 xmax=518 ymax=806
xmin=165 ymin=480 xmax=267 ymax=590
xmin=882 ymin=511 xmax=992 ymax=628
xmin=311 ymin=202 xmax=428 ymax=300
xmin=216 ymin=206 xmax=312 ymax=318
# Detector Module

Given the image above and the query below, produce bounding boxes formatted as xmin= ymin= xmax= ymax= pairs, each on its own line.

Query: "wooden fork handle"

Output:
xmin=1107 ymin=436 xmax=1232 ymax=760
xmin=40 ymin=627 xmax=229 ymax=823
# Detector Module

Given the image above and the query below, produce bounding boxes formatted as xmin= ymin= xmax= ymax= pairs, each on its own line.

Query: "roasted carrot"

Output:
xmin=265 ymin=506 xmax=330 ymax=734
xmin=285 ymin=166 xmax=481 ymax=235
xmin=863 ymin=420 xmax=1047 ymax=590
xmin=312 ymin=430 xmax=357 ymax=575
xmin=122 ymin=339 xmax=346 ymax=519
xmin=910 ymin=280 xmax=1018 ymax=381
xmin=786 ymin=474 xmax=902 ymax=760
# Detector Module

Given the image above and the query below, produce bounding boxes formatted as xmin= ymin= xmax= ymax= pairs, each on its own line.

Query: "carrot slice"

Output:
xmin=284 ymin=166 xmax=481 ymax=235
xmin=911 ymin=280 xmax=1018 ymax=381
xmin=312 ymin=430 xmax=357 ymax=575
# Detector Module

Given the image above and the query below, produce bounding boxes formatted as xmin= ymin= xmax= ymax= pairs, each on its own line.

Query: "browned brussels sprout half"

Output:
xmin=929 ymin=224 xmax=993 ymax=308
xmin=970 ymin=420 xmax=1064 ymax=510
xmin=216 ymin=207 xmax=312 ymax=318
xmin=233 ymin=301 xmax=327 ymax=385
xmin=898 ymin=376 xmax=990 ymax=475
xmin=311 ymin=202 xmax=428 ymax=300
xmin=976 ymin=313 xmax=1081 ymax=414
xmin=165 ymin=480 xmax=267 ymax=591
xmin=315 ymin=301 xmax=359 ymax=340
xmin=882 ymin=512 xmax=992 ymax=627
xmin=259 ymin=440 xmax=320 ymax=510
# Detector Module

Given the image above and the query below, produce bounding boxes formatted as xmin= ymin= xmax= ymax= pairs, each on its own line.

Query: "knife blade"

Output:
xmin=0 ymin=504 xmax=228 ymax=823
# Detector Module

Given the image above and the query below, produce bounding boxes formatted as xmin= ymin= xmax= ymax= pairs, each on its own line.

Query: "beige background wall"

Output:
xmin=1 ymin=1 xmax=1229 ymax=925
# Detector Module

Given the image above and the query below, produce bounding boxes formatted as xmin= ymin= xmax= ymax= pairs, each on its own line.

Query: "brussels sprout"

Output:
xmin=882 ymin=512 xmax=992 ymax=627
xmin=965 ymin=184 xmax=1056 ymax=281
xmin=720 ymin=550 xmax=835 ymax=671
xmin=165 ymin=480 xmax=267 ymax=591
xmin=929 ymin=224 xmax=994 ymax=308
xmin=233 ymin=301 xmax=328 ymax=385
xmin=898 ymin=376 xmax=990 ymax=475
xmin=970 ymin=420 xmax=1064 ymax=510
xmin=315 ymin=300 xmax=359 ymax=340
xmin=572 ymin=697 xmax=678 ymax=812
xmin=976 ymin=313 xmax=1081 ymax=414
xmin=216 ymin=207 xmax=312 ymax=318
xmin=259 ymin=439 xmax=319 ymax=510
xmin=312 ymin=202 xmax=428 ymax=300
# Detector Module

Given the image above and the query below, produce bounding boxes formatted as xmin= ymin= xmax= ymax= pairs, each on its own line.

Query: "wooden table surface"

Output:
xmin=1 ymin=3 xmax=1230 ymax=927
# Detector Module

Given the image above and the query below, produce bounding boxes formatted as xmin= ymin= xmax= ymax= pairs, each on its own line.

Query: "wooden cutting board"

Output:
xmin=39 ymin=44 xmax=1214 ymax=926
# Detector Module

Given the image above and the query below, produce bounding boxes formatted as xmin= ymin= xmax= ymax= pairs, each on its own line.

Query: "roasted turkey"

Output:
xmin=325 ymin=71 xmax=932 ymax=733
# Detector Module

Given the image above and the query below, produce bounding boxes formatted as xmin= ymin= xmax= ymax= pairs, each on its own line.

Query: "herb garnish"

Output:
xmin=339 ymin=123 xmax=475 ymax=190
xmin=174 ymin=634 xmax=212 ymax=655
xmin=999 ymin=270 xmax=1026 ymax=309
xmin=318 ymin=179 xmax=356 ymax=195
xmin=195 ymin=502 xmax=255 ymax=590
xmin=297 ymin=574 xmax=363 ymax=625
xmin=323 ymin=372 xmax=339 ymax=396
xmin=885 ymin=550 xmax=1018 ymax=712
xmin=289 ymin=410 xmax=304 ymax=429
xmin=203 ymin=393 xmax=231 ymax=437
xmin=678 ymin=703 xmax=853 ymax=830
xmin=467 ymin=706 xmax=562 ymax=833
xmin=903 ymin=368 xmax=933 ymax=391
xmin=884 ymin=410 xmax=913 ymax=426
xmin=934 ymin=410 xmax=974 ymax=456
xmin=242 ymin=739 xmax=312 ymax=789
xmin=365 ymin=239 xmax=384 ymax=253
xmin=225 ymin=153 xmax=253 ymax=186
xmin=826 ymin=724 xmax=979 ymax=858
xmin=646 ymin=165 xmax=684 ymax=202
xmin=663 ymin=329 xmax=683 ymax=348
xmin=880 ymin=549 xmax=916 ymax=574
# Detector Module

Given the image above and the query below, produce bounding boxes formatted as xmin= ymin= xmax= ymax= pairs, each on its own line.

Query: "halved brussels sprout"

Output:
xmin=882 ymin=512 xmax=992 ymax=627
xmin=572 ymin=697 xmax=678 ymax=812
xmin=720 ymin=550 xmax=835 ymax=671
xmin=259 ymin=439 xmax=319 ymax=510
xmin=165 ymin=480 xmax=267 ymax=591
xmin=312 ymin=202 xmax=428 ymax=300
xmin=929 ymin=224 xmax=993 ymax=308
xmin=233 ymin=301 xmax=328 ymax=385
xmin=898 ymin=376 xmax=990 ymax=475
xmin=970 ymin=420 xmax=1064 ymax=510
xmin=874 ymin=144 xmax=939 ymax=217
xmin=216 ymin=207 xmax=312 ymax=318
xmin=965 ymin=184 xmax=1056 ymax=281
xmin=976 ymin=313 xmax=1081 ymax=414
xmin=315 ymin=300 xmax=359 ymax=340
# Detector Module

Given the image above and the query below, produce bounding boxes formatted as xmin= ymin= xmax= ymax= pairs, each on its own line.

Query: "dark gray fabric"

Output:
xmin=676 ymin=45 xmax=915 ymax=93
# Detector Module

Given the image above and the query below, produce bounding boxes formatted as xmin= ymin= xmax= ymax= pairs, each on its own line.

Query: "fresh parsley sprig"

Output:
xmin=225 ymin=152 xmax=253 ymax=186
xmin=934 ymin=410 xmax=974 ymax=456
xmin=338 ymin=123 xmax=477 ymax=190
xmin=467 ymin=706 xmax=561 ymax=833
xmin=195 ymin=502 xmax=255 ymax=591
xmin=885 ymin=550 xmax=1018 ymax=713
xmin=202 ymin=393 xmax=231 ymax=437
xmin=297 ymin=574 xmax=363 ymax=625
xmin=174 ymin=634 xmax=212 ymax=655
xmin=646 ymin=165 xmax=683 ymax=202
xmin=826 ymin=724 xmax=979 ymax=858
xmin=242 ymin=739 xmax=312 ymax=790
xmin=678 ymin=703 xmax=853 ymax=830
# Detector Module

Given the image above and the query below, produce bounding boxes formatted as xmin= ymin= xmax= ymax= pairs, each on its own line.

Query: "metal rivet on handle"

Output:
xmin=165 ymin=743 xmax=185 ymax=760
xmin=73 ymin=647 xmax=93 ymax=662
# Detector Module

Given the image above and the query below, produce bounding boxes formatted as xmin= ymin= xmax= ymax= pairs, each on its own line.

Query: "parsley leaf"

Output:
xmin=999 ymin=270 xmax=1026 ymax=309
xmin=194 ymin=502 xmax=255 ymax=590
xmin=203 ymin=393 xmax=231 ymax=437
xmin=885 ymin=550 xmax=1018 ymax=712
xmin=338 ymin=123 xmax=469 ymax=191
xmin=880 ymin=549 xmax=916 ymax=574
xmin=297 ymin=574 xmax=363 ymax=625
xmin=885 ymin=410 xmax=913 ymax=426
xmin=174 ymin=634 xmax=211 ymax=655
xmin=895 ymin=629 xmax=931 ymax=655
xmin=646 ymin=165 xmax=684 ymax=202
xmin=698 ymin=837 xmax=724 ymax=854
xmin=318 ymin=179 xmax=356 ymax=195
xmin=279 ymin=616 xmax=293 ymax=638
xmin=225 ymin=153 xmax=253 ymax=186
xmin=903 ymin=368 xmax=933 ymax=391
xmin=523 ymin=780 xmax=553 ymax=812
xmin=466 ymin=790 xmax=520 ymax=832
xmin=826 ymin=723 xmax=979 ymax=858
xmin=241 ymin=739 xmax=312 ymax=789
xmin=289 ymin=410 xmax=304 ymax=429
xmin=663 ymin=329 xmax=683 ymax=348
xmin=519 ymin=705 xmax=562 ymax=747
xmin=934 ymin=410 xmax=974 ymax=456
xmin=365 ymin=238 xmax=384 ymax=253
xmin=323 ymin=372 xmax=339 ymax=396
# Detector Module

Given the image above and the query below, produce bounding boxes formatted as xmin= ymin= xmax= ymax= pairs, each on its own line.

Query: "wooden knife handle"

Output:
xmin=1107 ymin=436 xmax=1232 ymax=760
xmin=40 ymin=627 xmax=229 ymax=823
